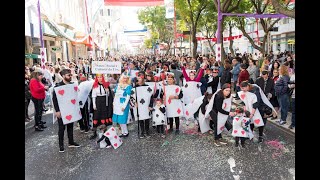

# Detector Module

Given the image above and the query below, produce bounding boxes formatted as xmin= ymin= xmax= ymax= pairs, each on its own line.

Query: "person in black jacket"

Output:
xmin=209 ymin=83 xmax=236 ymax=147
xmin=206 ymin=68 xmax=220 ymax=94
xmin=255 ymin=70 xmax=275 ymax=101
xmin=220 ymin=60 xmax=232 ymax=86
xmin=52 ymin=69 xmax=81 ymax=153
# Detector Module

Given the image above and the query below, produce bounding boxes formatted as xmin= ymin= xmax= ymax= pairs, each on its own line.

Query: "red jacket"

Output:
xmin=238 ymin=69 xmax=250 ymax=84
xmin=29 ymin=78 xmax=45 ymax=99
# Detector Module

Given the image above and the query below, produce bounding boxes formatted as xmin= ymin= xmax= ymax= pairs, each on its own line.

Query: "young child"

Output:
xmin=152 ymin=99 xmax=166 ymax=138
xmin=96 ymin=125 xmax=112 ymax=148
xmin=232 ymin=106 xmax=252 ymax=148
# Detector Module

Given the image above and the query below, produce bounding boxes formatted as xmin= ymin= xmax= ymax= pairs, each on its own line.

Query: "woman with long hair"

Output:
xmin=29 ymin=71 xmax=49 ymax=131
xmin=90 ymin=74 xmax=114 ymax=139
xmin=275 ymin=65 xmax=290 ymax=125
xmin=112 ymin=73 xmax=132 ymax=137
xmin=25 ymin=66 xmax=32 ymax=122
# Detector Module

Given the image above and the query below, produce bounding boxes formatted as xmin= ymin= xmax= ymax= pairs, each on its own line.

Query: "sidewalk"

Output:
xmin=231 ymin=93 xmax=295 ymax=134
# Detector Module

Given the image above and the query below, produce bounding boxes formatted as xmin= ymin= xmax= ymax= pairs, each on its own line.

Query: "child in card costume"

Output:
xmin=112 ymin=73 xmax=133 ymax=138
xmin=152 ymin=99 xmax=167 ymax=138
xmin=160 ymin=73 xmax=183 ymax=134
xmin=238 ymin=81 xmax=276 ymax=143
xmin=96 ymin=125 xmax=112 ymax=149
xmin=231 ymin=107 xmax=253 ymax=148
xmin=181 ymin=62 xmax=206 ymax=126
xmin=204 ymin=83 xmax=235 ymax=147
xmin=52 ymin=69 xmax=81 ymax=152
xmin=90 ymin=74 xmax=114 ymax=140
xmin=132 ymin=71 xmax=156 ymax=139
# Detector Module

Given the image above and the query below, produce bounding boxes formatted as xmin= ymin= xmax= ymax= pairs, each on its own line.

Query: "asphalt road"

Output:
xmin=25 ymin=112 xmax=295 ymax=180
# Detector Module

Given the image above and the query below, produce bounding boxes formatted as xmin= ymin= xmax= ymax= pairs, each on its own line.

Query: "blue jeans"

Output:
xmin=291 ymin=98 xmax=295 ymax=126
xmin=277 ymin=94 xmax=289 ymax=122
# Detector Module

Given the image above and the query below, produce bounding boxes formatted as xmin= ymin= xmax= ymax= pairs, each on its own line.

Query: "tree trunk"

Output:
xmin=207 ymin=39 xmax=215 ymax=55
xmin=191 ymin=26 xmax=198 ymax=58
xmin=229 ymin=24 xmax=235 ymax=57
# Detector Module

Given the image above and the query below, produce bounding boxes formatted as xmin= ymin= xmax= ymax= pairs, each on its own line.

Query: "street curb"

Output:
xmin=231 ymin=100 xmax=295 ymax=135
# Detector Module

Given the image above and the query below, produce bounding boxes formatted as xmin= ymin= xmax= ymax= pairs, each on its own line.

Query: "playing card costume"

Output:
xmin=77 ymin=79 xmax=94 ymax=133
xmin=238 ymin=82 xmax=276 ymax=143
xmin=52 ymin=69 xmax=81 ymax=152
xmin=152 ymin=103 xmax=166 ymax=135
xmin=232 ymin=113 xmax=253 ymax=147
xmin=204 ymin=84 xmax=232 ymax=144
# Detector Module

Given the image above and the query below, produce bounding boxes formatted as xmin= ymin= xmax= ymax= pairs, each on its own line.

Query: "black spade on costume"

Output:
xmin=185 ymin=84 xmax=188 ymax=88
xmin=147 ymin=87 xmax=152 ymax=93
xmin=197 ymin=84 xmax=200 ymax=88
xmin=161 ymin=120 xmax=164 ymax=123
xmin=156 ymin=114 xmax=159 ymax=118
xmin=140 ymin=98 xmax=145 ymax=104
xmin=153 ymin=121 xmax=156 ymax=125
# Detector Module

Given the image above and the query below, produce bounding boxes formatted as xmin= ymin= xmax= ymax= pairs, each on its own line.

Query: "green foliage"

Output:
xmin=138 ymin=6 xmax=174 ymax=47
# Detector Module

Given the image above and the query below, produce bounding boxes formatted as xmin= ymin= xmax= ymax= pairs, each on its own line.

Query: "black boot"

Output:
xmin=40 ymin=121 xmax=47 ymax=128
xmin=90 ymin=131 xmax=97 ymax=140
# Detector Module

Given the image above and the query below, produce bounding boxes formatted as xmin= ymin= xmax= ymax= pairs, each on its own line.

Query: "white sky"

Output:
xmin=120 ymin=6 xmax=145 ymax=30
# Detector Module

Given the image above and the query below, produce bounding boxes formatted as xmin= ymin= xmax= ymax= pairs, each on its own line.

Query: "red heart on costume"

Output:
xmin=114 ymin=136 xmax=117 ymax=139
xmin=111 ymin=128 xmax=115 ymax=131
xmin=233 ymin=130 xmax=238 ymax=134
xmin=74 ymin=86 xmax=78 ymax=91
xmin=101 ymin=119 xmax=105 ymax=124
xmin=240 ymin=94 xmax=246 ymax=99
xmin=58 ymin=90 xmax=64 ymax=96
xmin=186 ymin=111 xmax=189 ymax=116
xmin=66 ymin=115 xmax=72 ymax=121
xmin=93 ymin=120 xmax=98 ymax=125
xmin=223 ymin=103 xmax=227 ymax=109
xmin=106 ymin=132 xmax=110 ymax=136
xmin=243 ymin=120 xmax=247 ymax=123
xmin=109 ymin=118 xmax=112 ymax=122
xmin=114 ymin=143 xmax=118 ymax=147
xmin=175 ymin=88 xmax=179 ymax=93
xmin=254 ymin=119 xmax=260 ymax=124
xmin=177 ymin=108 xmax=181 ymax=114
xmin=220 ymin=126 xmax=224 ymax=131
xmin=71 ymin=99 xmax=76 ymax=104
xmin=241 ymin=130 xmax=245 ymax=135
xmin=235 ymin=117 xmax=239 ymax=121
xmin=168 ymin=98 xmax=171 ymax=104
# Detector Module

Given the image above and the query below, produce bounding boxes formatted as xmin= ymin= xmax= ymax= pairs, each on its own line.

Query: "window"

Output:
xmin=108 ymin=22 xmax=111 ymax=29
xmin=283 ymin=18 xmax=289 ymax=24
xmin=100 ymin=9 xmax=103 ymax=16
xmin=107 ymin=9 xmax=111 ymax=16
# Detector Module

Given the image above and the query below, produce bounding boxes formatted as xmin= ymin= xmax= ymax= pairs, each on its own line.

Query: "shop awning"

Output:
xmin=72 ymin=35 xmax=93 ymax=47
xmin=104 ymin=0 xmax=164 ymax=6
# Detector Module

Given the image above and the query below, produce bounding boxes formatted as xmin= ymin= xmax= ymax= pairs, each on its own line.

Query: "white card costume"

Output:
xmin=198 ymin=104 xmax=212 ymax=134
xmin=103 ymin=127 xmax=123 ymax=149
xmin=232 ymin=116 xmax=253 ymax=138
xmin=152 ymin=104 xmax=167 ymax=126
xmin=237 ymin=91 xmax=264 ymax=127
xmin=54 ymin=83 xmax=82 ymax=125
xmin=182 ymin=81 xmax=202 ymax=105
xmin=131 ymin=86 xmax=154 ymax=120
xmin=98 ymin=132 xmax=107 ymax=148
xmin=183 ymin=95 xmax=204 ymax=120
xmin=204 ymin=89 xmax=232 ymax=135
xmin=252 ymin=84 xmax=277 ymax=115
xmin=49 ymin=87 xmax=57 ymax=124
xmin=145 ymin=81 xmax=159 ymax=100
xmin=163 ymin=85 xmax=183 ymax=118
xmin=78 ymin=80 xmax=94 ymax=108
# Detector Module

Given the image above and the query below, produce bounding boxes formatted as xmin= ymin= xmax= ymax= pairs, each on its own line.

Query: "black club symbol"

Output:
xmin=140 ymin=98 xmax=145 ymax=104
xmin=156 ymin=114 xmax=159 ymax=118
xmin=153 ymin=121 xmax=156 ymax=125
xmin=185 ymin=84 xmax=188 ymax=88
xmin=161 ymin=120 xmax=164 ymax=123
xmin=197 ymin=84 xmax=200 ymax=88
xmin=147 ymin=87 xmax=152 ymax=93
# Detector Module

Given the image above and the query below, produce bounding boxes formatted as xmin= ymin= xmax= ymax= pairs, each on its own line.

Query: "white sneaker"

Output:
xmin=106 ymin=145 xmax=112 ymax=149
xmin=194 ymin=120 xmax=198 ymax=126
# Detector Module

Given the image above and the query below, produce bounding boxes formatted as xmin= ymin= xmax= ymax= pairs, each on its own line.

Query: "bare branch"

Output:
xmin=267 ymin=18 xmax=281 ymax=31
xmin=227 ymin=0 xmax=242 ymax=13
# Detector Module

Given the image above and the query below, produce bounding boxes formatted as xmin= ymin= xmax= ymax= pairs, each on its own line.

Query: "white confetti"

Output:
xmin=233 ymin=175 xmax=240 ymax=180
xmin=228 ymin=157 xmax=236 ymax=173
